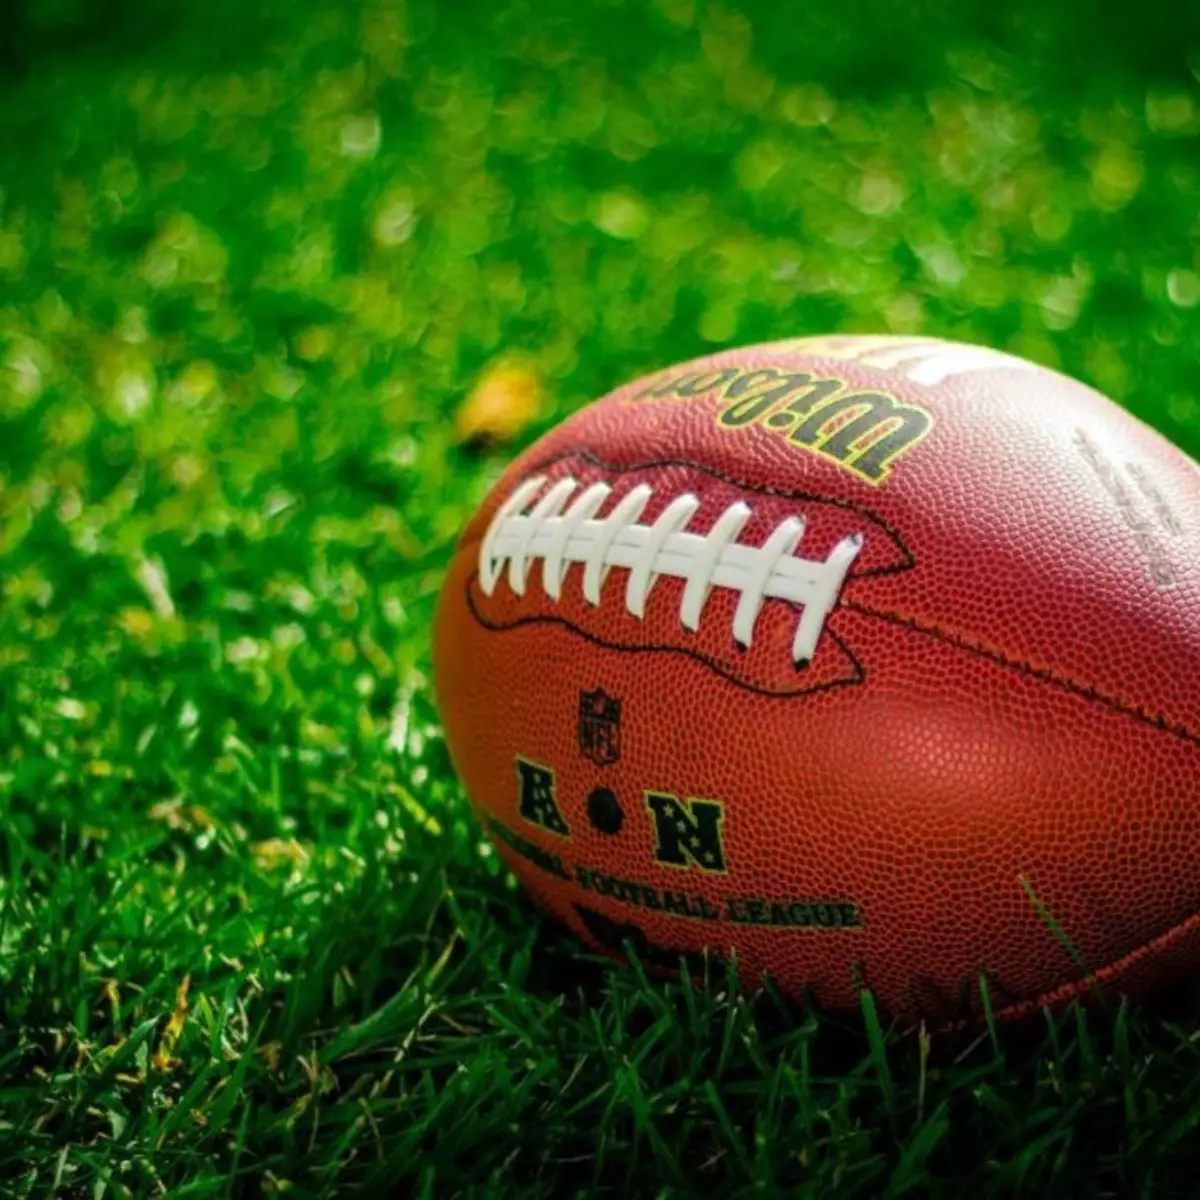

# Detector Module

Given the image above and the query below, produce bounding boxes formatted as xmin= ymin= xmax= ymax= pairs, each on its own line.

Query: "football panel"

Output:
xmin=435 ymin=546 xmax=1200 ymax=1021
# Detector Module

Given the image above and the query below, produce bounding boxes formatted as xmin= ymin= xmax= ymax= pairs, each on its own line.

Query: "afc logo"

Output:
xmin=578 ymin=689 xmax=621 ymax=767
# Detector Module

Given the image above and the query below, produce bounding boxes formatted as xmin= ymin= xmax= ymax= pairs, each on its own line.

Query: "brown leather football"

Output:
xmin=433 ymin=335 xmax=1200 ymax=1023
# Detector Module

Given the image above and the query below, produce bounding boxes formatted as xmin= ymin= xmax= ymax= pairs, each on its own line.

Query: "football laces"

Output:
xmin=478 ymin=475 xmax=863 ymax=664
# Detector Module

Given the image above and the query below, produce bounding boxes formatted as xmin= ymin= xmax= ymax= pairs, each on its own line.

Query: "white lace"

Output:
xmin=478 ymin=475 xmax=863 ymax=664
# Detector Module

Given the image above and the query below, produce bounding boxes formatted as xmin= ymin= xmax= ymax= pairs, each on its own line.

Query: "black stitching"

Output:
xmin=842 ymin=598 xmax=1200 ymax=750
xmin=466 ymin=578 xmax=867 ymax=699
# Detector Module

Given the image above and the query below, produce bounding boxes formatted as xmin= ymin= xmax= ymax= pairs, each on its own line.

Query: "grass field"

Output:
xmin=4 ymin=0 xmax=1200 ymax=1194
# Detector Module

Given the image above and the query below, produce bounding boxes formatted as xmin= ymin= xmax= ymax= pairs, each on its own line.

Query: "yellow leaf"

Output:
xmin=153 ymin=975 xmax=191 ymax=1072
xmin=148 ymin=798 xmax=214 ymax=831
xmin=119 ymin=607 xmax=155 ymax=638
xmin=455 ymin=361 xmax=543 ymax=445
xmin=256 ymin=1041 xmax=282 ymax=1071
xmin=252 ymin=838 xmax=309 ymax=870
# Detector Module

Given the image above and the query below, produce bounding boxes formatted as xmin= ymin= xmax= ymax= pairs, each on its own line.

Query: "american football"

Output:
xmin=434 ymin=335 xmax=1200 ymax=1023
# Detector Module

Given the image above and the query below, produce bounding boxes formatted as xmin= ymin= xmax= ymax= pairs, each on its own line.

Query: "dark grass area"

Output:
xmin=3 ymin=0 xmax=1200 ymax=1194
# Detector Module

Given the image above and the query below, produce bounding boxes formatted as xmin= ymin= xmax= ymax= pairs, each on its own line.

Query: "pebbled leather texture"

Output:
xmin=433 ymin=335 xmax=1200 ymax=1023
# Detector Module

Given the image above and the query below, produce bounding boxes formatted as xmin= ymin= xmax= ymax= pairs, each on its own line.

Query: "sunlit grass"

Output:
xmin=2 ymin=0 xmax=1200 ymax=1193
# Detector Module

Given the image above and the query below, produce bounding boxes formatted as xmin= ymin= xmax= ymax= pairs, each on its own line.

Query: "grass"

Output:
xmin=2 ymin=0 xmax=1200 ymax=1193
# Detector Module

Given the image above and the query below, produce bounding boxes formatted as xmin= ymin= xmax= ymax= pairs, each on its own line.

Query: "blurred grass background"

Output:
xmin=3 ymin=0 xmax=1200 ymax=1194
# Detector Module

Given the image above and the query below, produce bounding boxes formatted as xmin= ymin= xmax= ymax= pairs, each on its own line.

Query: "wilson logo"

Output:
xmin=637 ymin=366 xmax=933 ymax=485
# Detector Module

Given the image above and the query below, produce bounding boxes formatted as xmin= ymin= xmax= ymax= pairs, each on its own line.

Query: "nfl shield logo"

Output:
xmin=578 ymin=689 xmax=622 ymax=766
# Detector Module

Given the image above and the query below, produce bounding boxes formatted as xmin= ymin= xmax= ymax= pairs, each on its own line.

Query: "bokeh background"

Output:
xmin=4 ymin=0 xmax=1200 ymax=1193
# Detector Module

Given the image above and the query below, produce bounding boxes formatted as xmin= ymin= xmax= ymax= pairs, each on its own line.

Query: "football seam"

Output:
xmin=465 ymin=577 xmax=868 ymax=699
xmin=842 ymin=597 xmax=1200 ymax=749
xmin=988 ymin=902 xmax=1200 ymax=1025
